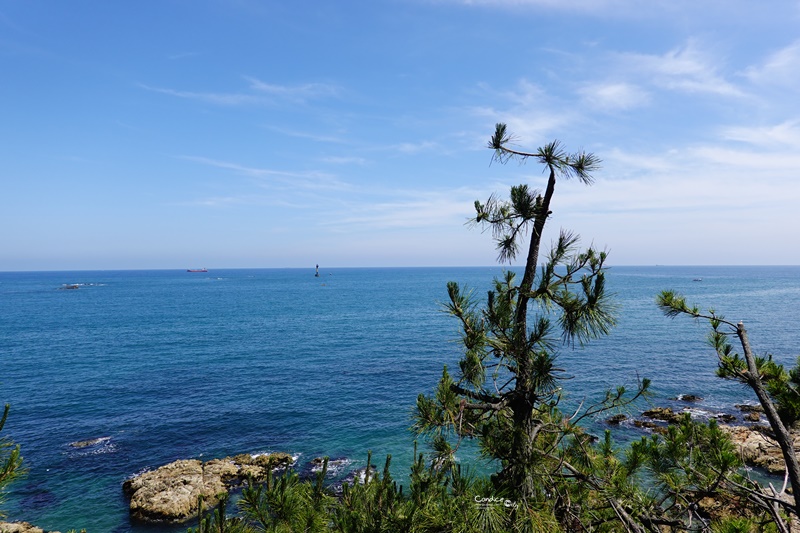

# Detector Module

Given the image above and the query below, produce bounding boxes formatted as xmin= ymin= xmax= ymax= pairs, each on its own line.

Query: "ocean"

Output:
xmin=2 ymin=266 xmax=799 ymax=532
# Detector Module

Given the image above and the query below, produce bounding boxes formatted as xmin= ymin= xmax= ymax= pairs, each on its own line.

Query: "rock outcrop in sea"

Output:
xmin=123 ymin=452 xmax=293 ymax=523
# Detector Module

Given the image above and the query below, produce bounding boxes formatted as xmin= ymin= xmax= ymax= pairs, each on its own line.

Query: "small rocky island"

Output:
xmin=123 ymin=452 xmax=293 ymax=523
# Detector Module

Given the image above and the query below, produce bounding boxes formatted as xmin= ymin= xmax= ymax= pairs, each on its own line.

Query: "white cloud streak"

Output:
xmin=470 ymin=80 xmax=577 ymax=145
xmin=620 ymin=42 xmax=746 ymax=97
xmin=245 ymin=77 xmax=340 ymax=100
xmin=744 ymin=40 xmax=800 ymax=87
xmin=721 ymin=120 xmax=800 ymax=149
xmin=321 ymin=156 xmax=368 ymax=165
xmin=578 ymin=82 xmax=650 ymax=112
xmin=179 ymin=156 xmax=354 ymax=191
xmin=139 ymin=77 xmax=340 ymax=106
xmin=138 ymin=83 xmax=261 ymax=106
xmin=318 ymin=188 xmax=481 ymax=230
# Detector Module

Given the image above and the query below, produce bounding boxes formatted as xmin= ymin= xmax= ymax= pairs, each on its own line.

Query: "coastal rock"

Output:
xmin=605 ymin=414 xmax=627 ymax=425
xmin=69 ymin=436 xmax=111 ymax=449
xmin=642 ymin=407 xmax=684 ymax=424
xmin=123 ymin=453 xmax=292 ymax=524
xmin=719 ymin=425 xmax=800 ymax=474
xmin=0 ymin=522 xmax=60 ymax=533
xmin=674 ymin=394 xmax=703 ymax=402
xmin=633 ymin=419 xmax=667 ymax=435
xmin=744 ymin=412 xmax=761 ymax=422
xmin=735 ymin=403 xmax=764 ymax=413
xmin=124 ymin=459 xmax=217 ymax=523
xmin=248 ymin=452 xmax=293 ymax=470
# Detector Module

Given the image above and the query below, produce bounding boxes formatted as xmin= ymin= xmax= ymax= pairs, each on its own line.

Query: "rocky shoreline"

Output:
xmin=118 ymin=399 xmax=793 ymax=526
xmin=6 ymin=398 xmax=793 ymax=529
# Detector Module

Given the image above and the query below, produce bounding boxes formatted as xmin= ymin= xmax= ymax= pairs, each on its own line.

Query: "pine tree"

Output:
xmin=414 ymin=124 xmax=649 ymax=516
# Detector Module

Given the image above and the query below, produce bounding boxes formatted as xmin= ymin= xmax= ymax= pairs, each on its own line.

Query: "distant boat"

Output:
xmin=187 ymin=268 xmax=208 ymax=273
xmin=693 ymin=278 xmax=703 ymax=282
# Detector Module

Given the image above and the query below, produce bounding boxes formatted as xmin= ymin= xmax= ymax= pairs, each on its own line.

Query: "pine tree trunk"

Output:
xmin=508 ymin=167 xmax=557 ymax=503
xmin=738 ymin=322 xmax=800 ymax=517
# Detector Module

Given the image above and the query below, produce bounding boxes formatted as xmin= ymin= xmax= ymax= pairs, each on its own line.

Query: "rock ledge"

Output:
xmin=0 ymin=522 xmax=59 ymax=533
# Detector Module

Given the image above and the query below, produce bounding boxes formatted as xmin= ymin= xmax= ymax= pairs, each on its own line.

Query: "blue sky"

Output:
xmin=2 ymin=1 xmax=799 ymax=270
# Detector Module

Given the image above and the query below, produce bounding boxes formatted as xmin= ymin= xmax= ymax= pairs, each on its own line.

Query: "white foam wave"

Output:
xmin=311 ymin=458 xmax=351 ymax=475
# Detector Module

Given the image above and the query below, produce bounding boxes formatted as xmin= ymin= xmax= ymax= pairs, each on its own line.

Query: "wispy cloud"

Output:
xmin=139 ymin=77 xmax=340 ymax=106
xmin=138 ymin=83 xmax=261 ymax=106
xmin=470 ymin=80 xmax=578 ymax=144
xmin=690 ymin=144 xmax=800 ymax=172
xmin=578 ymin=82 xmax=650 ymax=112
xmin=321 ymin=156 xmax=368 ymax=165
xmin=744 ymin=40 xmax=800 ymax=87
xmin=721 ymin=120 xmax=800 ymax=149
xmin=450 ymin=0 xmax=652 ymax=14
xmin=319 ymin=187 xmax=481 ymax=230
xmin=587 ymin=136 xmax=800 ymax=209
xmin=186 ymin=196 xmax=247 ymax=207
xmin=447 ymin=0 xmax=774 ymax=25
xmin=620 ymin=42 xmax=746 ymax=97
xmin=180 ymin=156 xmax=354 ymax=191
xmin=393 ymin=141 xmax=439 ymax=154
xmin=245 ymin=77 xmax=340 ymax=101
xmin=181 ymin=157 xmax=486 ymax=233
xmin=262 ymin=125 xmax=350 ymax=144
xmin=559 ymin=145 xmax=800 ymax=222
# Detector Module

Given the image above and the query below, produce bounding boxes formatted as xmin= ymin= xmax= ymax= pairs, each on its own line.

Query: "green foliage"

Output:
xmin=0 ymin=403 xmax=24 ymax=519
xmin=487 ymin=126 xmax=601 ymax=186
xmin=327 ymin=449 xmax=518 ymax=533
xmin=179 ymin=422 xmax=782 ymax=532
xmin=710 ymin=517 xmax=764 ymax=533
xmin=238 ymin=462 xmax=332 ymax=533
xmin=758 ymin=355 xmax=800 ymax=428
xmin=189 ymin=493 xmax=255 ymax=533
xmin=632 ymin=415 xmax=744 ymax=507
xmin=331 ymin=453 xmax=405 ymax=533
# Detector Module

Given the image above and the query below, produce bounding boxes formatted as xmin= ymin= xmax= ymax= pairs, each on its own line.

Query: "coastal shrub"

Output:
xmin=0 ymin=403 xmax=24 ymax=519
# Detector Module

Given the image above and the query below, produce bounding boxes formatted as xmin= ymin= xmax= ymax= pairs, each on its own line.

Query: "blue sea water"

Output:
xmin=2 ymin=266 xmax=800 ymax=531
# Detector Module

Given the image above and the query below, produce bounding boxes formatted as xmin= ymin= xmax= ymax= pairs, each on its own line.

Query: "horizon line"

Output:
xmin=2 ymin=264 xmax=800 ymax=274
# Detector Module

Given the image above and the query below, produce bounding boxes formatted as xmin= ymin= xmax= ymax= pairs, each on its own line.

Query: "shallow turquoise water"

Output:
xmin=1 ymin=266 xmax=799 ymax=531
